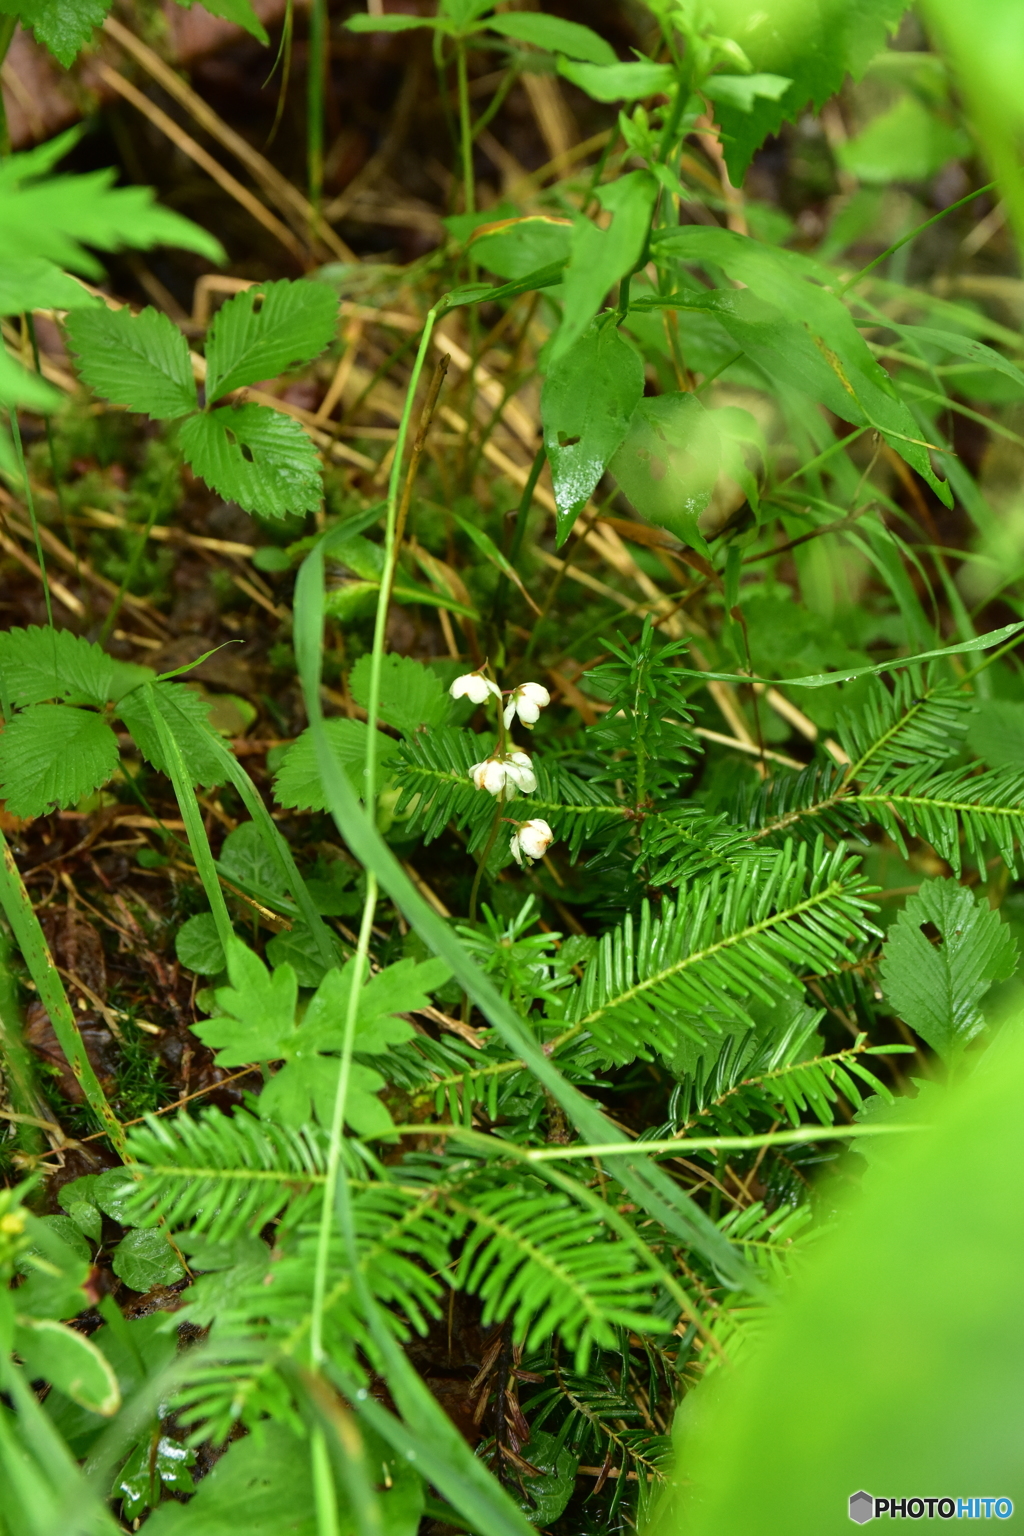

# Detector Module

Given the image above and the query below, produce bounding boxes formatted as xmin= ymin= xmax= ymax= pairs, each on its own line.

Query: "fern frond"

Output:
xmin=558 ymin=840 xmax=878 ymax=1065
xmin=116 ymin=1108 xmax=329 ymax=1240
xmin=834 ymin=671 xmax=970 ymax=783
xmin=856 ymin=763 xmax=1024 ymax=874
xmin=450 ymin=1175 xmax=667 ymax=1372
xmin=639 ymin=803 xmax=771 ymax=887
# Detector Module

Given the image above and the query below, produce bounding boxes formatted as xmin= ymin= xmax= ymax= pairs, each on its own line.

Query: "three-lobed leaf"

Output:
xmin=203 ymin=279 xmax=338 ymax=403
xmin=66 ymin=304 xmax=198 ymax=420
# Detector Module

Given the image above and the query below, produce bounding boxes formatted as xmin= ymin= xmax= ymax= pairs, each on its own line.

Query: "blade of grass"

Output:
xmin=0 ymin=831 xmax=125 ymax=1154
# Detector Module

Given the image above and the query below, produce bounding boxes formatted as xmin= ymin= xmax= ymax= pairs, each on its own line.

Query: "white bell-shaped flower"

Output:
xmin=503 ymin=681 xmax=551 ymax=730
xmin=510 ymin=818 xmax=554 ymax=866
xmin=450 ymin=671 xmax=501 ymax=705
xmin=468 ymin=750 xmax=537 ymax=797
xmin=470 ymin=758 xmax=508 ymax=795
xmin=503 ymin=750 xmax=537 ymax=795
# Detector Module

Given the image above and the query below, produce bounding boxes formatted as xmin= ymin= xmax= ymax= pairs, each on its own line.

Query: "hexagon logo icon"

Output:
xmin=849 ymin=1491 xmax=875 ymax=1524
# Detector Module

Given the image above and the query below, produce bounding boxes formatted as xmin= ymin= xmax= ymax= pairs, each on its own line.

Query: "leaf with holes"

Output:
xmin=179 ymin=405 xmax=323 ymax=518
xmin=880 ymin=879 xmax=1018 ymax=1063
xmin=542 ymin=318 xmax=645 ymax=544
xmin=66 ymin=304 xmax=198 ymax=420
xmin=203 ymin=279 xmax=338 ymax=402
xmin=0 ymin=704 xmax=120 ymax=817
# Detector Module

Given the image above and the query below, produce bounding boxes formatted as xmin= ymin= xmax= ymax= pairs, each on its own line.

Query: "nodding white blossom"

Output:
xmin=450 ymin=671 xmax=501 ymax=706
xmin=510 ymin=818 xmax=554 ymax=866
xmin=503 ymin=681 xmax=551 ymax=730
xmin=468 ymin=750 xmax=537 ymax=797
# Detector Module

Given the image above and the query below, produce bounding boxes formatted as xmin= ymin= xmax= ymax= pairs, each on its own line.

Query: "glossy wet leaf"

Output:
xmin=542 ymin=319 xmax=645 ymax=543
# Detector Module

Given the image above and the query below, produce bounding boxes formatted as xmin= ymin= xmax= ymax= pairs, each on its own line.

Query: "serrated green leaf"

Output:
xmin=204 ymin=279 xmax=338 ymax=402
xmin=0 ymin=704 xmax=120 ymax=817
xmin=117 ymin=681 xmax=226 ymax=788
xmin=705 ymin=0 xmax=912 ymax=182
xmin=273 ymin=717 xmax=400 ymax=810
xmin=556 ymin=57 xmax=676 ymax=102
xmin=2 ymin=170 xmax=224 ymax=276
xmin=111 ymin=1228 xmax=185 ymax=1292
xmin=542 ymin=318 xmax=644 ymax=542
xmin=610 ymin=393 xmax=720 ymax=555
xmin=178 ymin=0 xmax=268 ymax=43
xmin=0 ymin=257 xmax=96 ymax=316
xmin=348 ymin=653 xmax=451 ymax=737
xmin=13 ymin=1318 xmax=120 ymax=1414
xmin=554 ymin=171 xmax=658 ymax=362
xmin=65 ymin=304 xmax=198 ymax=420
xmin=487 ymin=12 xmax=616 ymax=64
xmin=179 ymin=405 xmax=323 ymax=518
xmin=9 ymin=0 xmax=111 ymax=68
xmin=0 ymin=626 xmax=152 ymax=707
xmin=880 ymin=878 xmax=1018 ymax=1062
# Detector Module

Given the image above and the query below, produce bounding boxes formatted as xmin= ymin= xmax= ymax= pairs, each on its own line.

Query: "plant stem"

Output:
xmin=456 ymin=41 xmax=475 ymax=217
xmin=385 ymin=350 xmax=450 ymax=610
xmin=468 ymin=796 xmax=504 ymax=925
xmin=310 ymin=869 xmax=377 ymax=1370
xmin=307 ymin=0 xmax=327 ymax=215
xmin=493 ymin=443 xmax=545 ymax=646
xmin=142 ymin=687 xmax=234 ymax=958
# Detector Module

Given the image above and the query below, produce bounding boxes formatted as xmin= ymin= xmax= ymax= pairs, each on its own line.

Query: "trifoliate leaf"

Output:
xmin=116 ymin=681 xmax=226 ymax=789
xmin=178 ymin=405 xmax=323 ymax=518
xmin=273 ymin=717 xmax=400 ymax=810
xmin=0 ymin=626 xmax=153 ymax=708
xmin=0 ymin=705 xmax=120 ymax=818
xmin=65 ymin=305 xmax=198 ymax=420
xmin=203 ymin=279 xmax=338 ymax=403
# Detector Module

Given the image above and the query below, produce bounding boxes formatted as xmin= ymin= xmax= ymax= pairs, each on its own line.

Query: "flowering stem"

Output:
xmin=468 ymin=796 xmax=504 ymax=926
